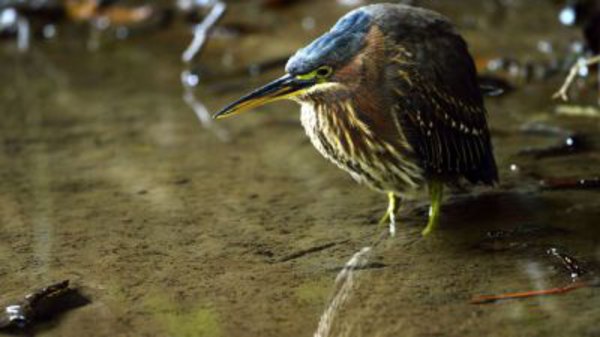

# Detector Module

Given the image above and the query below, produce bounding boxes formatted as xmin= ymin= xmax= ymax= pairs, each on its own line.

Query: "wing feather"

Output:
xmin=386 ymin=23 xmax=498 ymax=185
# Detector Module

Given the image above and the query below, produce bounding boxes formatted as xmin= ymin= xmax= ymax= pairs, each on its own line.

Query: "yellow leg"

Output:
xmin=378 ymin=192 xmax=398 ymax=236
xmin=422 ymin=181 xmax=443 ymax=236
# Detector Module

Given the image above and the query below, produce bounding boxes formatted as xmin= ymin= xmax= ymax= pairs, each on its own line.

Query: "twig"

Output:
xmin=547 ymin=248 xmax=584 ymax=280
xmin=180 ymin=1 xmax=229 ymax=141
xmin=556 ymin=104 xmax=600 ymax=118
xmin=182 ymin=1 xmax=226 ymax=63
xmin=471 ymin=281 xmax=591 ymax=304
xmin=0 ymin=280 xmax=90 ymax=331
xmin=553 ymin=55 xmax=600 ymax=102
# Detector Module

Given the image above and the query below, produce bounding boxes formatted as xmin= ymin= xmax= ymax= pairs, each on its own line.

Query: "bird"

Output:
xmin=213 ymin=3 xmax=498 ymax=236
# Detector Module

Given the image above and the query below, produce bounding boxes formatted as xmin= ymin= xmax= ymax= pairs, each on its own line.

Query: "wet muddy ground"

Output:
xmin=1 ymin=0 xmax=599 ymax=336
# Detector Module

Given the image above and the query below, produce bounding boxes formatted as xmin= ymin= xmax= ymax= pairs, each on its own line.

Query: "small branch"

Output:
xmin=555 ymin=104 xmax=600 ymax=118
xmin=182 ymin=1 xmax=226 ymax=63
xmin=553 ymin=55 xmax=600 ymax=102
xmin=471 ymin=281 xmax=591 ymax=304
xmin=180 ymin=1 xmax=229 ymax=141
xmin=0 ymin=280 xmax=90 ymax=331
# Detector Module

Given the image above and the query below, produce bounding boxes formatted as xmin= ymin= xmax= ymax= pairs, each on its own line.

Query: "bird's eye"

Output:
xmin=315 ymin=66 xmax=333 ymax=78
xmin=295 ymin=66 xmax=333 ymax=81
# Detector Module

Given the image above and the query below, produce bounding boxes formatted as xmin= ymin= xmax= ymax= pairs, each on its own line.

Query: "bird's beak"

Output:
xmin=213 ymin=74 xmax=315 ymax=120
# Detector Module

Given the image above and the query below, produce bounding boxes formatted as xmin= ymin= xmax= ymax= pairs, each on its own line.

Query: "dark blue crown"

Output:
xmin=285 ymin=9 xmax=373 ymax=75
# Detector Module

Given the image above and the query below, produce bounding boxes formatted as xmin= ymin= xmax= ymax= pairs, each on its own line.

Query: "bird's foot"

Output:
xmin=388 ymin=212 xmax=397 ymax=237
xmin=421 ymin=205 xmax=439 ymax=236
xmin=421 ymin=181 xmax=443 ymax=236
xmin=377 ymin=208 xmax=396 ymax=237
xmin=378 ymin=192 xmax=398 ymax=237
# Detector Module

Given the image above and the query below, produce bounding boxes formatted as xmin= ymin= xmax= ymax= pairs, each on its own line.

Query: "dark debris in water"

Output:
xmin=540 ymin=176 xmax=600 ymax=190
xmin=478 ymin=75 xmax=514 ymax=97
xmin=518 ymin=123 xmax=588 ymax=158
xmin=0 ymin=280 xmax=90 ymax=334
xmin=547 ymin=247 xmax=586 ymax=281
xmin=470 ymin=280 xmax=597 ymax=304
xmin=518 ymin=134 xmax=586 ymax=158
xmin=472 ymin=226 xmax=600 ymax=305
xmin=472 ymin=248 xmax=599 ymax=305
xmin=475 ymin=224 xmax=569 ymax=253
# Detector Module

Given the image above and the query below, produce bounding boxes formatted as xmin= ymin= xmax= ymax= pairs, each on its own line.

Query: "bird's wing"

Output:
xmin=389 ymin=31 xmax=498 ymax=185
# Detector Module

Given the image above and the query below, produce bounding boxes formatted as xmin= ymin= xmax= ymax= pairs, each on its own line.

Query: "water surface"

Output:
xmin=1 ymin=1 xmax=599 ymax=336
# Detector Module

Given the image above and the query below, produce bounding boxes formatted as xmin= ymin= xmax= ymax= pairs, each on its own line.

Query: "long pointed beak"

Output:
xmin=213 ymin=74 xmax=315 ymax=120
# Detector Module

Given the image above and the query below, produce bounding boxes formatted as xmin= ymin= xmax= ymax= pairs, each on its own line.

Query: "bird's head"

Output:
xmin=213 ymin=8 xmax=381 ymax=120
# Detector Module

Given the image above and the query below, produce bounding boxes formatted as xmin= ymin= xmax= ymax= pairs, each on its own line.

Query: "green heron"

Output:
xmin=214 ymin=4 xmax=498 ymax=236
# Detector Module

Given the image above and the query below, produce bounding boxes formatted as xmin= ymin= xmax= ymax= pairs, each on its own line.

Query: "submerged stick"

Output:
xmin=182 ymin=1 xmax=226 ymax=63
xmin=470 ymin=281 xmax=591 ymax=304
xmin=181 ymin=1 xmax=229 ymax=140
xmin=314 ymin=229 xmax=395 ymax=337
xmin=0 ymin=280 xmax=90 ymax=331
xmin=314 ymin=246 xmax=372 ymax=337
xmin=553 ymin=55 xmax=600 ymax=102
xmin=556 ymin=104 xmax=600 ymax=118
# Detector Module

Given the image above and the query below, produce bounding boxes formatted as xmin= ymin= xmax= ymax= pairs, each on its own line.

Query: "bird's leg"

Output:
xmin=377 ymin=192 xmax=394 ymax=224
xmin=422 ymin=181 xmax=443 ymax=236
xmin=378 ymin=192 xmax=398 ymax=236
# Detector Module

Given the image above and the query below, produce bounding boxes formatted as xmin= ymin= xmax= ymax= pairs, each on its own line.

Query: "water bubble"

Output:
xmin=577 ymin=58 xmax=589 ymax=77
xmin=0 ymin=8 xmax=17 ymax=27
xmin=94 ymin=17 xmax=111 ymax=30
xmin=42 ymin=24 xmax=56 ymax=39
xmin=487 ymin=58 xmax=503 ymax=72
xmin=182 ymin=70 xmax=200 ymax=87
xmin=302 ymin=16 xmax=316 ymax=31
xmin=570 ymin=41 xmax=584 ymax=53
xmin=565 ymin=137 xmax=575 ymax=147
xmin=559 ymin=7 xmax=576 ymax=26
xmin=537 ymin=40 xmax=553 ymax=54
xmin=221 ymin=52 xmax=234 ymax=68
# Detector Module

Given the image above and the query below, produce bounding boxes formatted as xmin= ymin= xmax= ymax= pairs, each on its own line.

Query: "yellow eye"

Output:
xmin=296 ymin=66 xmax=333 ymax=81
xmin=315 ymin=66 xmax=333 ymax=78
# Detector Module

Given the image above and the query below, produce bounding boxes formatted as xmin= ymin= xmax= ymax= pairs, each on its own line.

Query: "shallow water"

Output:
xmin=1 ymin=1 xmax=599 ymax=336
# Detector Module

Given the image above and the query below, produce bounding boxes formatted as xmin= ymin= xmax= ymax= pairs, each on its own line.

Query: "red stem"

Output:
xmin=471 ymin=281 xmax=590 ymax=304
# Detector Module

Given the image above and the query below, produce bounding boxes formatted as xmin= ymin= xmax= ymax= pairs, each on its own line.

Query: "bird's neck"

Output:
xmin=299 ymin=91 xmax=377 ymax=166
